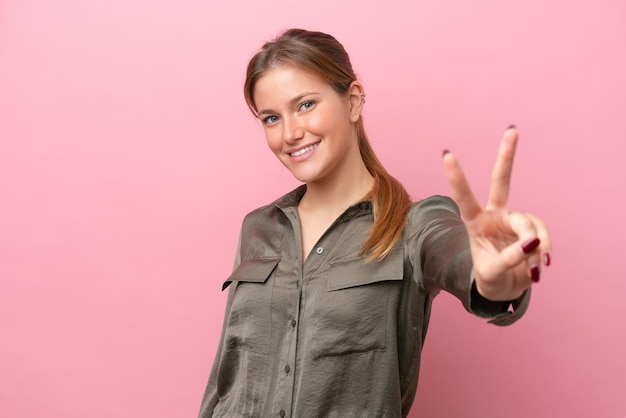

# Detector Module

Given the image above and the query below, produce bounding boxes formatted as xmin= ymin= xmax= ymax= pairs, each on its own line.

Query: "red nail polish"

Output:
xmin=530 ymin=265 xmax=540 ymax=283
xmin=521 ymin=238 xmax=541 ymax=254
xmin=442 ymin=149 xmax=450 ymax=157
xmin=543 ymin=253 xmax=551 ymax=267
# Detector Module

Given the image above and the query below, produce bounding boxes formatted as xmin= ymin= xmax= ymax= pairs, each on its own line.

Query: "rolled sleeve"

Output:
xmin=469 ymin=271 xmax=531 ymax=326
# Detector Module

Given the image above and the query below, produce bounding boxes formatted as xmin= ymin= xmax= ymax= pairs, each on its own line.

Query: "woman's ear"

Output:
xmin=348 ymin=81 xmax=365 ymax=123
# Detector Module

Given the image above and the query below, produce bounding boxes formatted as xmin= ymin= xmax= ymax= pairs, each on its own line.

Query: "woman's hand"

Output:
xmin=443 ymin=126 xmax=552 ymax=301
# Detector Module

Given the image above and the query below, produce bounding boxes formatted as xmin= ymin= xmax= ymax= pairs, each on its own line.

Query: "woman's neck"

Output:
xmin=299 ymin=161 xmax=374 ymax=217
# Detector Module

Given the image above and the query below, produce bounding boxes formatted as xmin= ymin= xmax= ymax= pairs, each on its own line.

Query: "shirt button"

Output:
xmin=291 ymin=319 xmax=296 ymax=328
xmin=279 ymin=410 xmax=286 ymax=417
xmin=284 ymin=365 xmax=290 ymax=374
xmin=316 ymin=246 xmax=324 ymax=254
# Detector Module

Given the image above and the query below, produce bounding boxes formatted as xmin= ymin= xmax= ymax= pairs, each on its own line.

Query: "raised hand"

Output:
xmin=443 ymin=126 xmax=552 ymax=301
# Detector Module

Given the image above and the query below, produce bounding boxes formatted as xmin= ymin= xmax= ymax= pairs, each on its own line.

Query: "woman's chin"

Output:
xmin=289 ymin=171 xmax=321 ymax=184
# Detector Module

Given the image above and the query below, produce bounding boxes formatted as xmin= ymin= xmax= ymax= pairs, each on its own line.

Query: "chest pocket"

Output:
xmin=309 ymin=248 xmax=405 ymax=359
xmin=222 ymin=256 xmax=280 ymax=355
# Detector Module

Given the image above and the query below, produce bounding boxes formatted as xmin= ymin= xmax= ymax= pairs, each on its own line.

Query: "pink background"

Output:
xmin=1 ymin=0 xmax=625 ymax=417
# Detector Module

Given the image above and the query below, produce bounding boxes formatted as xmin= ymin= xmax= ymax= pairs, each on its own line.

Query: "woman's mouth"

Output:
xmin=289 ymin=142 xmax=320 ymax=157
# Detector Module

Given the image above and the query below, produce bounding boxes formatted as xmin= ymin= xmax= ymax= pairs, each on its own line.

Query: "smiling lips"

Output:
xmin=288 ymin=142 xmax=320 ymax=157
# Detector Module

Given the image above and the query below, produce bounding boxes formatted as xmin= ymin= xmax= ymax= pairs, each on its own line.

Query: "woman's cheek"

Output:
xmin=265 ymin=132 xmax=283 ymax=155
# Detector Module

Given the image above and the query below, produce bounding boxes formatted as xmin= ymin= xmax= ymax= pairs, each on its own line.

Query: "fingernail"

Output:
xmin=521 ymin=237 xmax=541 ymax=254
xmin=442 ymin=149 xmax=450 ymax=157
xmin=530 ymin=265 xmax=540 ymax=283
xmin=507 ymin=124 xmax=517 ymax=130
xmin=543 ymin=252 xmax=551 ymax=267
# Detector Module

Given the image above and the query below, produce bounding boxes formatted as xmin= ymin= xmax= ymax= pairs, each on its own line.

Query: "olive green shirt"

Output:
xmin=199 ymin=185 xmax=530 ymax=418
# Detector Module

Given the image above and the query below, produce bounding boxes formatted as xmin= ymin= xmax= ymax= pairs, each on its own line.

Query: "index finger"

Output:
xmin=487 ymin=126 xmax=518 ymax=209
xmin=443 ymin=151 xmax=482 ymax=220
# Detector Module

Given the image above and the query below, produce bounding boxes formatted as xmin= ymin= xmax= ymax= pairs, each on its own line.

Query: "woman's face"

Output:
xmin=253 ymin=65 xmax=363 ymax=185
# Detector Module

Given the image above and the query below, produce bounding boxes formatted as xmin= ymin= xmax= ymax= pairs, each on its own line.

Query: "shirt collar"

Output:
xmin=273 ymin=184 xmax=307 ymax=209
xmin=273 ymin=185 xmax=373 ymax=222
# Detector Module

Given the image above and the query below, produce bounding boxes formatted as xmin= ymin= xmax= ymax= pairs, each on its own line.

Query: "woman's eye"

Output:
xmin=299 ymin=101 xmax=314 ymax=111
xmin=263 ymin=115 xmax=279 ymax=125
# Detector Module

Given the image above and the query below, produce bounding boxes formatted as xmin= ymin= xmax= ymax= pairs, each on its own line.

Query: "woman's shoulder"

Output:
xmin=410 ymin=194 xmax=460 ymax=215
xmin=401 ymin=195 xmax=465 ymax=245
xmin=404 ymin=195 xmax=463 ymax=233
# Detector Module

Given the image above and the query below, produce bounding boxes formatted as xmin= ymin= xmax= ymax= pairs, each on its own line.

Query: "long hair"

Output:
xmin=244 ymin=29 xmax=412 ymax=261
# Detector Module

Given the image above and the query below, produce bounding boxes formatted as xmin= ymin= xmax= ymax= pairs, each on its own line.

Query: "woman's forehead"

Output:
xmin=253 ymin=66 xmax=332 ymax=104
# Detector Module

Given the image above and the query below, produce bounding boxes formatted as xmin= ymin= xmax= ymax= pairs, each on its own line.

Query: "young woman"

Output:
xmin=199 ymin=28 xmax=551 ymax=418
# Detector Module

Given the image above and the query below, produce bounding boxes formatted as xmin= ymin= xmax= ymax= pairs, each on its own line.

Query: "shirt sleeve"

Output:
xmin=407 ymin=195 xmax=530 ymax=326
xmin=197 ymin=227 xmax=243 ymax=417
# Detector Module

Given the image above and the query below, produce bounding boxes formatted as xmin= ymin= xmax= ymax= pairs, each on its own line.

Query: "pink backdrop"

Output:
xmin=1 ymin=0 xmax=625 ymax=417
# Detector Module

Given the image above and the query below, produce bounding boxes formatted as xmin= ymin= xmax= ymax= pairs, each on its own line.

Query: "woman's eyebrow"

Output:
xmin=257 ymin=92 xmax=320 ymax=116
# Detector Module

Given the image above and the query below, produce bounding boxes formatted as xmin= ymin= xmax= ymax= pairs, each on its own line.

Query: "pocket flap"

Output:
xmin=222 ymin=257 xmax=281 ymax=291
xmin=327 ymin=248 xmax=404 ymax=291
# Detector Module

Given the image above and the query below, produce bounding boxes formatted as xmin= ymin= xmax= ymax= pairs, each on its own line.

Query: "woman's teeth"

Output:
xmin=290 ymin=143 xmax=319 ymax=157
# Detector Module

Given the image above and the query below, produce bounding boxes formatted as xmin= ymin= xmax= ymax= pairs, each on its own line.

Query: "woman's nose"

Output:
xmin=282 ymin=117 xmax=304 ymax=143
